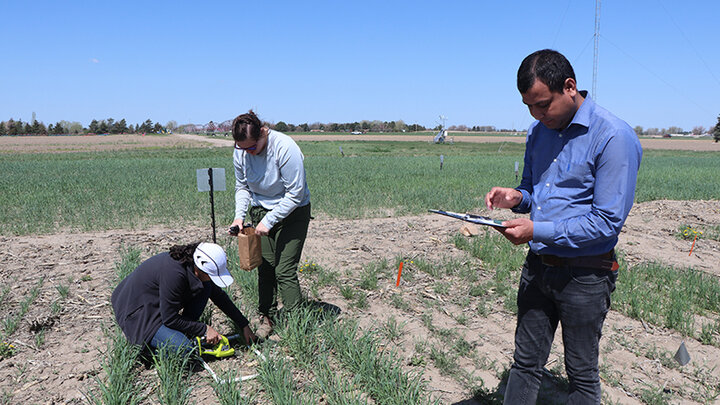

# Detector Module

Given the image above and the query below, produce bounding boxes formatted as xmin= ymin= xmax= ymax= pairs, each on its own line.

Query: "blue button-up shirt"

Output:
xmin=513 ymin=93 xmax=642 ymax=257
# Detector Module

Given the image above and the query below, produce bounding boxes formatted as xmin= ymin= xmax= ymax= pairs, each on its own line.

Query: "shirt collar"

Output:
xmin=567 ymin=90 xmax=592 ymax=130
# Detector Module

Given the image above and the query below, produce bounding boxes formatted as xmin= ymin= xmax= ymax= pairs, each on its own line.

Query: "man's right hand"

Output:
xmin=485 ymin=187 xmax=522 ymax=210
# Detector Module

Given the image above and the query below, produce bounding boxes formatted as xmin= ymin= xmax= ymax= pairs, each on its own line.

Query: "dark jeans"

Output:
xmin=249 ymin=203 xmax=311 ymax=319
xmin=503 ymin=252 xmax=617 ymax=404
xmin=150 ymin=281 xmax=212 ymax=356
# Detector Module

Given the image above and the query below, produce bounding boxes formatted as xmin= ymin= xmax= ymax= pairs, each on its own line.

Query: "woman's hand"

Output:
xmin=242 ymin=325 xmax=258 ymax=345
xmin=255 ymin=222 xmax=270 ymax=236
xmin=229 ymin=219 xmax=244 ymax=235
xmin=205 ymin=324 xmax=221 ymax=345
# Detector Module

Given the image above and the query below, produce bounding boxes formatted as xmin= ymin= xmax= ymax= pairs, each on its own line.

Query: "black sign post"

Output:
xmin=196 ymin=168 xmax=226 ymax=244
xmin=208 ymin=168 xmax=216 ymax=243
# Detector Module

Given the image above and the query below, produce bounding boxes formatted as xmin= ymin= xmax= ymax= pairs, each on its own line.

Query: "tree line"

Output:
xmin=268 ymin=120 xmax=518 ymax=133
xmin=3 ymin=115 xmax=718 ymax=140
xmin=176 ymin=119 xmax=520 ymax=134
xmin=633 ymin=117 xmax=720 ymax=142
xmin=0 ymin=118 xmax=169 ymax=136
xmin=270 ymin=119 xmax=426 ymax=133
xmin=633 ymin=125 xmax=710 ymax=136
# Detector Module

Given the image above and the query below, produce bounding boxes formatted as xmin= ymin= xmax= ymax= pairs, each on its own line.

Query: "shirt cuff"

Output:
xmin=511 ymin=189 xmax=532 ymax=213
xmin=533 ymin=221 xmax=554 ymax=244
xmin=235 ymin=315 xmax=249 ymax=329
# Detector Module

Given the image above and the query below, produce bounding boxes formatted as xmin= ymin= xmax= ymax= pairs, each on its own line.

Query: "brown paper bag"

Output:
xmin=237 ymin=227 xmax=262 ymax=271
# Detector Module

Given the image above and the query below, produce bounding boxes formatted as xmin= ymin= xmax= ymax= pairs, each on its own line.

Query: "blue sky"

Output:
xmin=2 ymin=1 xmax=719 ymax=131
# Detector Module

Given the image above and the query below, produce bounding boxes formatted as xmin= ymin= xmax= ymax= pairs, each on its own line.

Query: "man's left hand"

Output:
xmin=497 ymin=218 xmax=533 ymax=245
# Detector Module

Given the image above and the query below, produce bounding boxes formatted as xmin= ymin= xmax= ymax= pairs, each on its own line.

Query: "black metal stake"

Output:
xmin=208 ymin=168 xmax=216 ymax=243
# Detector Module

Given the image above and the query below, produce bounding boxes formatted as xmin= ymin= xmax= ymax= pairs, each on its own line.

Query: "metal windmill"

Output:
xmin=433 ymin=115 xmax=448 ymax=143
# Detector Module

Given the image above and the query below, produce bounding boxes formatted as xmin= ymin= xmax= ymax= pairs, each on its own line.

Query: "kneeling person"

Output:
xmin=111 ymin=242 xmax=257 ymax=355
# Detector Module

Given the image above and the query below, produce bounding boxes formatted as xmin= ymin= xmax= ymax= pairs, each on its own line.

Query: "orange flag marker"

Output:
xmin=689 ymin=235 xmax=697 ymax=256
xmin=396 ymin=262 xmax=404 ymax=286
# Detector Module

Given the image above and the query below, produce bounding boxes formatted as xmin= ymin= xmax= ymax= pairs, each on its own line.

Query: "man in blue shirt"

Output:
xmin=485 ymin=49 xmax=642 ymax=403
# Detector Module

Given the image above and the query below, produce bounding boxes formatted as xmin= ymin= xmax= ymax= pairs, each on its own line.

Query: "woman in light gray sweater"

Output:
xmin=229 ymin=110 xmax=311 ymax=339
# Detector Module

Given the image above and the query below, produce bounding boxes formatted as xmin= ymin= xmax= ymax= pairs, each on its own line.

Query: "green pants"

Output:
xmin=249 ymin=204 xmax=311 ymax=319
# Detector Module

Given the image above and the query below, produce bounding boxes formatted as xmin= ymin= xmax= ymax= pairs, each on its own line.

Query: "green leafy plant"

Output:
xmin=353 ymin=293 xmax=368 ymax=309
xmin=339 ymin=284 xmax=355 ymax=300
xmin=321 ymin=320 xmax=439 ymax=404
xmin=2 ymin=277 xmax=44 ymax=337
xmin=85 ymin=327 xmax=146 ymax=405
xmin=677 ymin=224 xmax=703 ymax=240
xmin=212 ymin=369 xmax=254 ymax=405
xmin=55 ymin=283 xmax=70 ymax=299
xmin=390 ymin=293 xmax=410 ymax=311
xmin=0 ymin=341 xmax=16 ymax=360
xmin=152 ymin=344 xmax=194 ymax=405
xmin=298 ymin=259 xmax=320 ymax=274
xmin=113 ymin=246 xmax=142 ymax=286
xmin=379 ymin=316 xmax=405 ymax=342
xmin=613 ymin=261 xmax=720 ymax=339
xmin=256 ymin=348 xmax=307 ymax=405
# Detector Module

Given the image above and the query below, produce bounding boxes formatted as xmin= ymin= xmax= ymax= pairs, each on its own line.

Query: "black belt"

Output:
xmin=534 ymin=250 xmax=618 ymax=271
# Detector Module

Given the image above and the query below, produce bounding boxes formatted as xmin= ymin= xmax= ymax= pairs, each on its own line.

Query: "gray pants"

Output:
xmin=504 ymin=251 xmax=617 ymax=404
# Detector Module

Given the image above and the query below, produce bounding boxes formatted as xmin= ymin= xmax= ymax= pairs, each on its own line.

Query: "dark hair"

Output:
xmin=232 ymin=110 xmax=263 ymax=142
xmin=169 ymin=242 xmax=201 ymax=267
xmin=517 ymin=49 xmax=576 ymax=94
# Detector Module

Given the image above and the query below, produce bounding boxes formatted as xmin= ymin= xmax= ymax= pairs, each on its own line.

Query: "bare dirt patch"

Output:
xmin=0 ymin=134 xmax=201 ymax=153
xmin=3 ymin=133 xmax=719 ymax=153
xmin=1 ymin=200 xmax=719 ymax=403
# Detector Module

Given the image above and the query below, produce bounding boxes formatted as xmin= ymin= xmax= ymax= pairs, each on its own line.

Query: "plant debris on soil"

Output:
xmin=1 ymin=200 xmax=719 ymax=404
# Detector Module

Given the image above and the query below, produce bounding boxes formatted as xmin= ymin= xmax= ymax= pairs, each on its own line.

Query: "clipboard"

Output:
xmin=429 ymin=209 xmax=506 ymax=228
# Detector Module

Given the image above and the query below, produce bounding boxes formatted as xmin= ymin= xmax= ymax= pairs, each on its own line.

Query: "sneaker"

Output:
xmin=256 ymin=315 xmax=274 ymax=339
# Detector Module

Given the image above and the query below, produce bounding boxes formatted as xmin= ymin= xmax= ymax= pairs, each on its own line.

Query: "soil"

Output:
xmin=1 ymin=132 xmax=718 ymax=153
xmin=2 ymin=201 xmax=718 ymax=404
xmin=0 ymin=134 xmax=200 ymax=153
xmin=1 ymin=134 xmax=719 ymax=404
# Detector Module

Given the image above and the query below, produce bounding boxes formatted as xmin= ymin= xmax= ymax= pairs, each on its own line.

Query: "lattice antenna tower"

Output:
xmin=592 ymin=0 xmax=601 ymax=100
xmin=438 ymin=115 xmax=447 ymax=130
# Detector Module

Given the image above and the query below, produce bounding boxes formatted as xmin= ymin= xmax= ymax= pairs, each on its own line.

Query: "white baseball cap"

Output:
xmin=193 ymin=242 xmax=234 ymax=288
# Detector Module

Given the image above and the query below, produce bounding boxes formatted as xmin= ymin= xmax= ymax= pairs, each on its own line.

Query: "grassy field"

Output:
xmin=1 ymin=142 xmax=718 ymax=235
xmin=2 ymin=140 xmax=720 ymax=403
